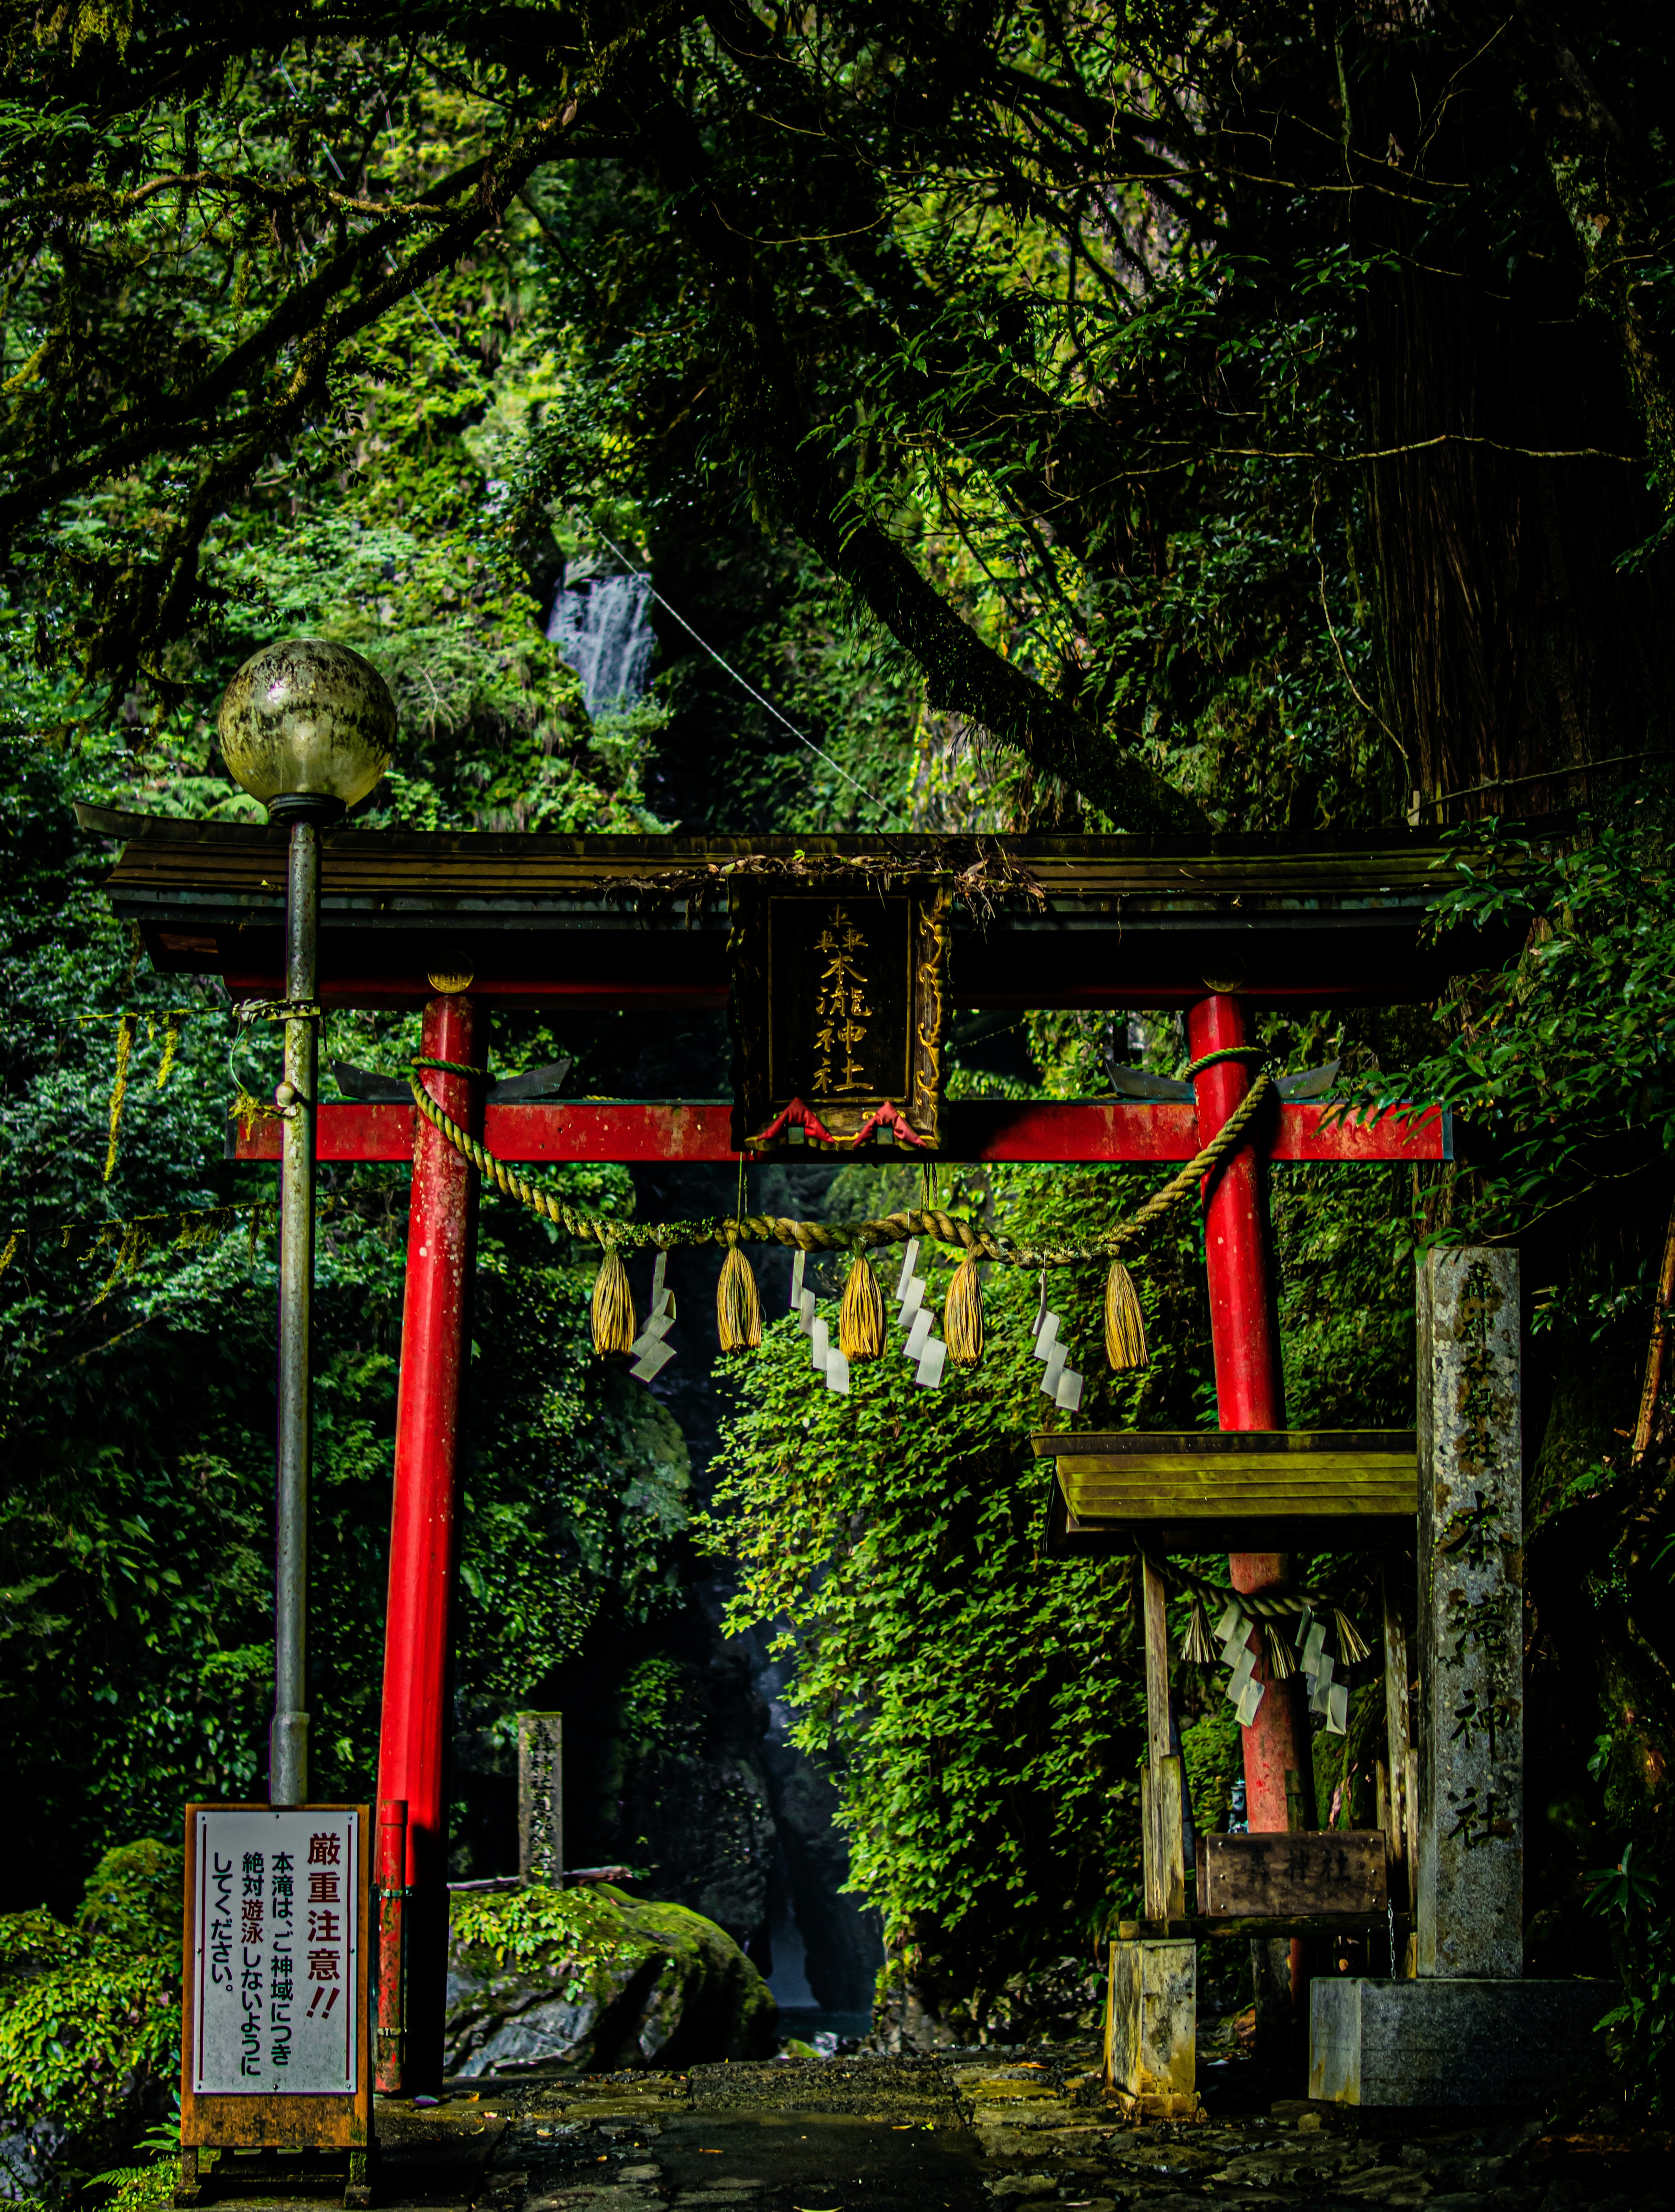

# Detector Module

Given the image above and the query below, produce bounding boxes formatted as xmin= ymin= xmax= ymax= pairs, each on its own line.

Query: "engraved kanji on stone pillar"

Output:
xmin=517 ymin=1712 xmax=563 ymax=1883
xmin=1415 ymin=1248 xmax=1523 ymax=1979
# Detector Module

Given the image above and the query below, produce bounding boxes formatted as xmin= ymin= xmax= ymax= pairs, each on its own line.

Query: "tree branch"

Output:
xmin=0 ymin=7 xmax=693 ymax=541
xmin=639 ymin=24 xmax=1201 ymax=830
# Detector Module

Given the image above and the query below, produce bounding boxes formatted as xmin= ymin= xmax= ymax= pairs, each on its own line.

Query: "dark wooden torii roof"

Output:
xmin=77 ymin=805 xmax=1505 ymax=1012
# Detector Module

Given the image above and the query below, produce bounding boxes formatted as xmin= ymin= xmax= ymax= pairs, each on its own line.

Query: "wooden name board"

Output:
xmin=181 ymin=1804 xmax=370 ymax=2150
xmin=1198 ymin=1830 xmax=1388 ymax=1918
xmin=730 ymin=879 xmax=950 ymax=1150
xmin=1036 ymin=1430 xmax=1418 ymax=1554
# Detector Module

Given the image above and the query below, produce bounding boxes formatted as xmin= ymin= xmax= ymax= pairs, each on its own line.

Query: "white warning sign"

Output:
xmin=190 ymin=1807 xmax=359 ymax=2096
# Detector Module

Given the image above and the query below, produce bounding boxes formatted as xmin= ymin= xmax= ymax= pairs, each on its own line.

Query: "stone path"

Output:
xmin=220 ymin=2055 xmax=1672 ymax=2212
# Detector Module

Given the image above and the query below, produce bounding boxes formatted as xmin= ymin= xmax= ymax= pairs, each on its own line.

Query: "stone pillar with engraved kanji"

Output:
xmin=1415 ymin=1246 xmax=1523 ymax=1977
xmin=1310 ymin=1248 xmax=1614 ymax=2106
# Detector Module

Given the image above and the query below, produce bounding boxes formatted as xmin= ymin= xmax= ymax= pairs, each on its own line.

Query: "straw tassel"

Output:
xmin=838 ymin=1249 xmax=886 ymax=1359
xmin=1180 ymin=1596 xmax=1214 ymax=1666
xmin=1103 ymin=1260 xmax=1149 ymax=1370
xmin=1263 ymin=1622 xmax=1296 ymax=1680
xmin=591 ymin=1245 xmax=636 ymax=1354
xmin=1333 ymin=1609 xmax=1371 ymax=1665
xmin=716 ymin=1241 xmax=763 ymax=1352
xmin=945 ymin=1253 xmax=984 ymax=1367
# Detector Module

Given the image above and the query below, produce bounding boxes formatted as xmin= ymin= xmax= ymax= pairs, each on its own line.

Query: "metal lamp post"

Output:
xmin=219 ymin=639 xmax=396 ymax=1807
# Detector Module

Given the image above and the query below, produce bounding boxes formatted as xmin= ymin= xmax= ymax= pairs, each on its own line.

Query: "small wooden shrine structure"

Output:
xmin=85 ymin=809 xmax=1525 ymax=2105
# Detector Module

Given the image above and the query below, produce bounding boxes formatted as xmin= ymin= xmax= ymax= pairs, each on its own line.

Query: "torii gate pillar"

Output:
xmin=1186 ymin=996 xmax=1316 ymax=1836
xmin=374 ymin=993 xmax=483 ymax=2096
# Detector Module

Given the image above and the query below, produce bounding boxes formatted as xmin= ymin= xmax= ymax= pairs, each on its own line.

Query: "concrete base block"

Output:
xmin=1105 ymin=1939 xmax=1197 ymax=2116
xmin=1310 ymin=1977 xmax=1613 ymax=2106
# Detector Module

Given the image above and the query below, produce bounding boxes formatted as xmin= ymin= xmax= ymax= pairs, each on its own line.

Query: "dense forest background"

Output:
xmin=2 ymin=0 xmax=1675 ymax=2152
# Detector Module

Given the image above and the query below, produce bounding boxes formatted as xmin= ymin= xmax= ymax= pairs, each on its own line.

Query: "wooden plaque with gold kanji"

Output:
xmin=729 ymin=879 xmax=950 ymax=1151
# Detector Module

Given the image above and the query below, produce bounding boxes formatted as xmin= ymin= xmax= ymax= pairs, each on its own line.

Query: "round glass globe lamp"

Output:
xmin=219 ymin=637 xmax=397 ymax=822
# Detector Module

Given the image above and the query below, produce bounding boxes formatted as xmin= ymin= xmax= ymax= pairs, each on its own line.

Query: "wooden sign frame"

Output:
xmin=728 ymin=877 xmax=951 ymax=1150
xmin=1198 ymin=1830 xmax=1388 ymax=1917
xmin=179 ymin=1803 xmax=370 ymax=2155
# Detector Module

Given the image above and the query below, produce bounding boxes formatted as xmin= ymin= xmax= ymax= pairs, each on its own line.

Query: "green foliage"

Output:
xmin=1588 ymin=1840 xmax=1661 ymax=1920
xmin=1369 ymin=804 xmax=1675 ymax=1223
xmin=617 ymin=1655 xmax=702 ymax=1758
xmin=0 ymin=437 xmax=684 ymax=1906
xmin=0 ymin=0 xmax=1668 ymax=2120
xmin=1179 ymin=1706 xmax=1243 ymax=1841
xmin=1587 ymin=1843 xmax=1673 ymax=2117
xmin=1311 ymin=1683 xmax=1388 ymax=1832
xmin=76 ymin=1840 xmax=182 ymax=1951
xmin=708 ymin=1014 xmax=1420 ymax=1997
xmin=88 ymin=2161 xmax=176 ymax=2212
xmin=12 ymin=2 xmax=1662 ymax=827
xmin=712 ymin=1316 xmax=1145 ymax=1983
xmin=707 ymin=1138 xmax=1214 ymax=1986
xmin=0 ymin=5 xmax=726 ymax=1914
xmin=0 ymin=1843 xmax=179 ymax=2136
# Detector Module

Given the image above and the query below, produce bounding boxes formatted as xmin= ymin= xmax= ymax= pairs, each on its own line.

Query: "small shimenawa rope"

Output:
xmin=1138 ymin=1550 xmax=1373 ymax=1665
xmin=404 ymin=1065 xmax=1274 ymax=1263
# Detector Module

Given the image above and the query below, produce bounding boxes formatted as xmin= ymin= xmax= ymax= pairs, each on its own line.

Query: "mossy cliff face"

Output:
xmin=444 ymin=1882 xmax=776 ymax=2075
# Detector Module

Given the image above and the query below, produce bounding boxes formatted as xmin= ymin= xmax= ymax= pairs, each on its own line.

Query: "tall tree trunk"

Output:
xmin=1351 ymin=44 xmax=1675 ymax=818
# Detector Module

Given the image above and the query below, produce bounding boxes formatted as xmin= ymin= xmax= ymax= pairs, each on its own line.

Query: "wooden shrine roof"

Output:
xmin=76 ymin=806 xmax=1512 ymax=1012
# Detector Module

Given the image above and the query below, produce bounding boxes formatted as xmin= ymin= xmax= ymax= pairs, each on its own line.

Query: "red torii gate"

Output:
xmin=87 ymin=809 xmax=1470 ymax=2093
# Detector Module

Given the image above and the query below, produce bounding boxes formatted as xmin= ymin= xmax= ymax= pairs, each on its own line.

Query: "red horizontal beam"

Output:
xmin=233 ymin=1099 xmax=1448 ymax=1166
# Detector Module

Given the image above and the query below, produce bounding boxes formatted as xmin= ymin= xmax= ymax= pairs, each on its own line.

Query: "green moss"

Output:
xmin=78 ymin=1839 xmax=184 ymax=1951
xmin=449 ymin=1881 xmax=656 ymax=1981
xmin=450 ymin=1881 xmax=753 ymax=1987
xmin=446 ymin=1880 xmax=777 ymax=2072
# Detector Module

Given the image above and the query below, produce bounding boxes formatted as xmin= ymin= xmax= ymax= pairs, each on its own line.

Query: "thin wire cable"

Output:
xmin=409 ymin=290 xmax=474 ymax=371
xmin=276 ymin=60 xmax=349 ymax=181
xmin=583 ymin=524 xmax=898 ymax=820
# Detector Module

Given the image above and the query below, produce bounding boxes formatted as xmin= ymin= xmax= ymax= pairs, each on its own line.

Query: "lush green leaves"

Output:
xmin=0 ymin=1841 xmax=181 ymax=2136
xmin=706 ymin=1081 xmax=1417 ymax=1990
xmin=1362 ymin=805 xmax=1675 ymax=1222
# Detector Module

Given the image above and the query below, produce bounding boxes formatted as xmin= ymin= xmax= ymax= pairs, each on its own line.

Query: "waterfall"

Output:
xmin=547 ymin=570 xmax=656 ymax=716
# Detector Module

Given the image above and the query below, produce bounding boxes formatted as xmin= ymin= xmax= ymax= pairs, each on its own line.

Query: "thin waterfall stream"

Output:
xmin=548 ymin=570 xmax=656 ymax=715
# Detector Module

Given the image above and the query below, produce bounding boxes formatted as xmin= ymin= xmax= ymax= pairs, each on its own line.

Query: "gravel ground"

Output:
xmin=201 ymin=2052 xmax=1673 ymax=2212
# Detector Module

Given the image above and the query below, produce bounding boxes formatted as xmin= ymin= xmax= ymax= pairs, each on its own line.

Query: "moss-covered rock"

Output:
xmin=444 ymin=1881 xmax=776 ymax=2074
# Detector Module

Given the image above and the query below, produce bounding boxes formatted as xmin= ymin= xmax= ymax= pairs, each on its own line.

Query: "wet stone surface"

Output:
xmin=345 ymin=2060 xmax=1675 ymax=2212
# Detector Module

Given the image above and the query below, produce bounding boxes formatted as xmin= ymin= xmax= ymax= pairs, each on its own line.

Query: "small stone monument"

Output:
xmin=518 ymin=1711 xmax=563 ymax=1883
xmin=1310 ymin=1249 xmax=1610 ymax=2105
